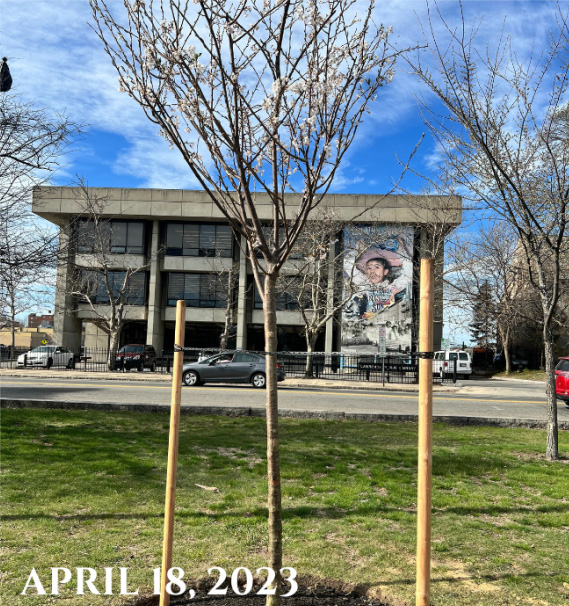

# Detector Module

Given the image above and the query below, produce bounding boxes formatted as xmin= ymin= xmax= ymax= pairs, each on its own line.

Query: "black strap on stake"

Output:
xmin=416 ymin=351 xmax=435 ymax=359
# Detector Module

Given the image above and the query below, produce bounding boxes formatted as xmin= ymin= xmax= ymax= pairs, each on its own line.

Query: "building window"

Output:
xmin=80 ymin=271 xmax=147 ymax=305
xmin=253 ymin=279 xmax=304 ymax=311
xmin=77 ymin=220 xmax=145 ymax=255
xmin=167 ymin=273 xmax=228 ymax=308
xmin=254 ymin=225 xmax=309 ymax=260
xmin=165 ymin=223 xmax=233 ymax=257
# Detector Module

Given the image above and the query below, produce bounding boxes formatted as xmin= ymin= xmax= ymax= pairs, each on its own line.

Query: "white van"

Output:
xmin=433 ymin=350 xmax=472 ymax=379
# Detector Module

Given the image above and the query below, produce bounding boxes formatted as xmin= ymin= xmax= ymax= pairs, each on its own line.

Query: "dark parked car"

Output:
xmin=182 ymin=351 xmax=285 ymax=388
xmin=493 ymin=352 xmax=529 ymax=371
xmin=116 ymin=344 xmax=157 ymax=371
xmin=555 ymin=357 xmax=569 ymax=407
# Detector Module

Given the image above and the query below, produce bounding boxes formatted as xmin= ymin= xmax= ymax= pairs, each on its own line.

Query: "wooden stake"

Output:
xmin=416 ymin=258 xmax=434 ymax=606
xmin=160 ymin=300 xmax=186 ymax=606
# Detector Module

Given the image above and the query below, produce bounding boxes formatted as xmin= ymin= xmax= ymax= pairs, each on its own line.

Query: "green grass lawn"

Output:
xmin=491 ymin=368 xmax=546 ymax=382
xmin=2 ymin=409 xmax=568 ymax=606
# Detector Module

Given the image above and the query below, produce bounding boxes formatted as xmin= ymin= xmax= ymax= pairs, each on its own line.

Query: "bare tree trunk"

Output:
xmin=499 ymin=325 xmax=512 ymax=375
xmin=304 ymin=333 xmax=318 ymax=378
xmin=543 ymin=323 xmax=559 ymax=461
xmin=10 ymin=296 xmax=16 ymax=359
xmin=107 ymin=327 xmax=121 ymax=371
xmin=263 ymin=272 xmax=282 ymax=605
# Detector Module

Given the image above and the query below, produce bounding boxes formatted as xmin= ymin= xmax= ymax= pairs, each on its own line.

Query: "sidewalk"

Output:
xmin=0 ymin=367 xmax=461 ymax=392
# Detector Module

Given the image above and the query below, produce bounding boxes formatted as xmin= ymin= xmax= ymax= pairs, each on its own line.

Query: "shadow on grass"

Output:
xmin=4 ymin=501 xmax=568 ymax=523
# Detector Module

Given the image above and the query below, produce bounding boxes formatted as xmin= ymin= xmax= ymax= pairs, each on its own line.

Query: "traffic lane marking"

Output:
xmin=0 ymin=380 xmax=550 ymax=405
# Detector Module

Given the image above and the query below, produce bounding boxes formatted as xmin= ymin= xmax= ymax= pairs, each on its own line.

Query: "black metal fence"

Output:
xmin=1 ymin=346 xmax=460 ymax=384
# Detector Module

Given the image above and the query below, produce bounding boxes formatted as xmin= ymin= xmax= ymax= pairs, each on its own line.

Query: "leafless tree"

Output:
xmin=0 ymin=242 xmax=55 ymax=357
xmin=205 ymin=252 xmax=240 ymax=350
xmin=64 ymin=183 xmax=151 ymax=370
xmin=445 ymin=223 xmax=525 ymax=373
xmin=275 ymin=211 xmax=351 ymax=376
xmin=0 ymin=93 xmax=80 ymax=354
xmin=90 ymin=0 xmax=397 ymax=597
xmin=406 ymin=1 xmax=569 ymax=460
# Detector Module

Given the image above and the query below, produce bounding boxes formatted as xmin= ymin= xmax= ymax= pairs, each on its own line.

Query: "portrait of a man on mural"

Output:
xmin=342 ymin=225 xmax=414 ymax=354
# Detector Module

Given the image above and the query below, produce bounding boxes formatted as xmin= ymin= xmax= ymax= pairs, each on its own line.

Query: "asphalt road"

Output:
xmin=2 ymin=375 xmax=568 ymax=423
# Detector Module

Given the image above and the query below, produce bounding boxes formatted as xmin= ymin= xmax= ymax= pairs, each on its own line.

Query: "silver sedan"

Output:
xmin=182 ymin=352 xmax=285 ymax=388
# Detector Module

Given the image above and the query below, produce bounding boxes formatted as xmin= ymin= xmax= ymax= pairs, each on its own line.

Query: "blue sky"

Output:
xmin=1 ymin=0 xmax=562 ymax=343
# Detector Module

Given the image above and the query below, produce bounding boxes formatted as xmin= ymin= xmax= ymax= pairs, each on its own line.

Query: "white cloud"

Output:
xmin=113 ymin=136 xmax=204 ymax=189
xmin=0 ymin=0 xmax=564 ymax=191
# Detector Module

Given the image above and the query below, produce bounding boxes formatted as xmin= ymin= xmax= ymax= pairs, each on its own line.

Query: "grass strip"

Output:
xmin=2 ymin=408 xmax=568 ymax=606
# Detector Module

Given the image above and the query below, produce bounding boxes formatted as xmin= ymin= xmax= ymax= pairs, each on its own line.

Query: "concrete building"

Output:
xmin=32 ymin=187 xmax=462 ymax=354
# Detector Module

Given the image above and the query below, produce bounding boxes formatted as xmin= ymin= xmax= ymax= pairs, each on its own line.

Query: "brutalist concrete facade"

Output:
xmin=32 ymin=187 xmax=462 ymax=354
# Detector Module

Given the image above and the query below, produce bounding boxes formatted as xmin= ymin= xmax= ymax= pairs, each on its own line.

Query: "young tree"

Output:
xmin=445 ymin=224 xmax=523 ymax=373
xmin=205 ymin=252 xmax=240 ymax=350
xmin=275 ymin=212 xmax=348 ymax=376
xmin=0 ymin=240 xmax=55 ymax=357
xmin=407 ymin=2 xmax=569 ymax=459
xmin=65 ymin=184 xmax=151 ymax=370
xmin=90 ymin=0 xmax=396 ymax=597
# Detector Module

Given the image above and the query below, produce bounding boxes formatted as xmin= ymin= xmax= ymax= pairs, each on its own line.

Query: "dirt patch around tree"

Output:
xmin=128 ymin=577 xmax=395 ymax=606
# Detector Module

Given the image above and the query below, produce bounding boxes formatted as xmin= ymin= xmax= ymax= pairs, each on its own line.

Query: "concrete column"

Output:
xmin=325 ymin=236 xmax=337 ymax=353
xmin=433 ymin=239 xmax=444 ymax=351
xmin=146 ymin=220 xmax=164 ymax=352
xmin=417 ymin=227 xmax=444 ymax=352
xmin=54 ymin=224 xmax=83 ymax=352
xmin=236 ymin=235 xmax=248 ymax=350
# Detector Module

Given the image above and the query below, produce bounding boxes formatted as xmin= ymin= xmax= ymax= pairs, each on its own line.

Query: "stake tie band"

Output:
xmin=416 ymin=351 xmax=435 ymax=359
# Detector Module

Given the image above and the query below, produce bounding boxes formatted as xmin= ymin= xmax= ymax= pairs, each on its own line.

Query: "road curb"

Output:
xmin=0 ymin=370 xmax=461 ymax=392
xmin=2 ymin=398 xmax=567 ymax=430
xmin=491 ymin=376 xmax=546 ymax=384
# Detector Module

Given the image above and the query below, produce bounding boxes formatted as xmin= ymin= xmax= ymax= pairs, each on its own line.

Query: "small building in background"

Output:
xmin=28 ymin=312 xmax=54 ymax=329
xmin=0 ymin=327 xmax=54 ymax=350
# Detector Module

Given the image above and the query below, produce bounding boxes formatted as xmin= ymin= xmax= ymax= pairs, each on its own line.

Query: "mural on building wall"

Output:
xmin=342 ymin=225 xmax=414 ymax=354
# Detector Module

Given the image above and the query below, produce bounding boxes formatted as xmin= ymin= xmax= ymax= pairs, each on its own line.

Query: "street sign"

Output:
xmin=378 ymin=325 xmax=386 ymax=356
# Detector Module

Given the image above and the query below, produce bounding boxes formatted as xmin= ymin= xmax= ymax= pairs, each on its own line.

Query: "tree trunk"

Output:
xmin=497 ymin=324 xmax=512 ymax=374
xmin=263 ymin=272 xmax=282 ymax=605
xmin=543 ymin=322 xmax=559 ymax=461
xmin=10 ymin=297 xmax=16 ymax=359
xmin=304 ymin=335 xmax=314 ymax=378
xmin=107 ymin=327 xmax=121 ymax=371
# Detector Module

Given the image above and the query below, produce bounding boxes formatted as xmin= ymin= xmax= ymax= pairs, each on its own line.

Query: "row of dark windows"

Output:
xmin=79 ymin=271 xmax=147 ymax=305
xmin=76 ymin=220 xmax=235 ymax=258
xmin=77 ymin=221 xmax=146 ymax=255
xmin=167 ymin=273 xmax=228 ymax=308
xmin=165 ymin=223 xmax=233 ymax=258
xmin=76 ymin=221 xmax=313 ymax=260
xmin=77 ymin=270 xmax=307 ymax=311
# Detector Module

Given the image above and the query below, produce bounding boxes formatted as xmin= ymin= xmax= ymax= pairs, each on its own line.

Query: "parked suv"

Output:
xmin=115 ymin=344 xmax=157 ymax=371
xmin=433 ymin=350 xmax=472 ymax=379
xmin=555 ymin=357 xmax=569 ymax=407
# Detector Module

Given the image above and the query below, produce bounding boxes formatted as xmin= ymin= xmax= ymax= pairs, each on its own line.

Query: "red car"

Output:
xmin=115 ymin=344 xmax=157 ymax=371
xmin=555 ymin=357 xmax=569 ymax=406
